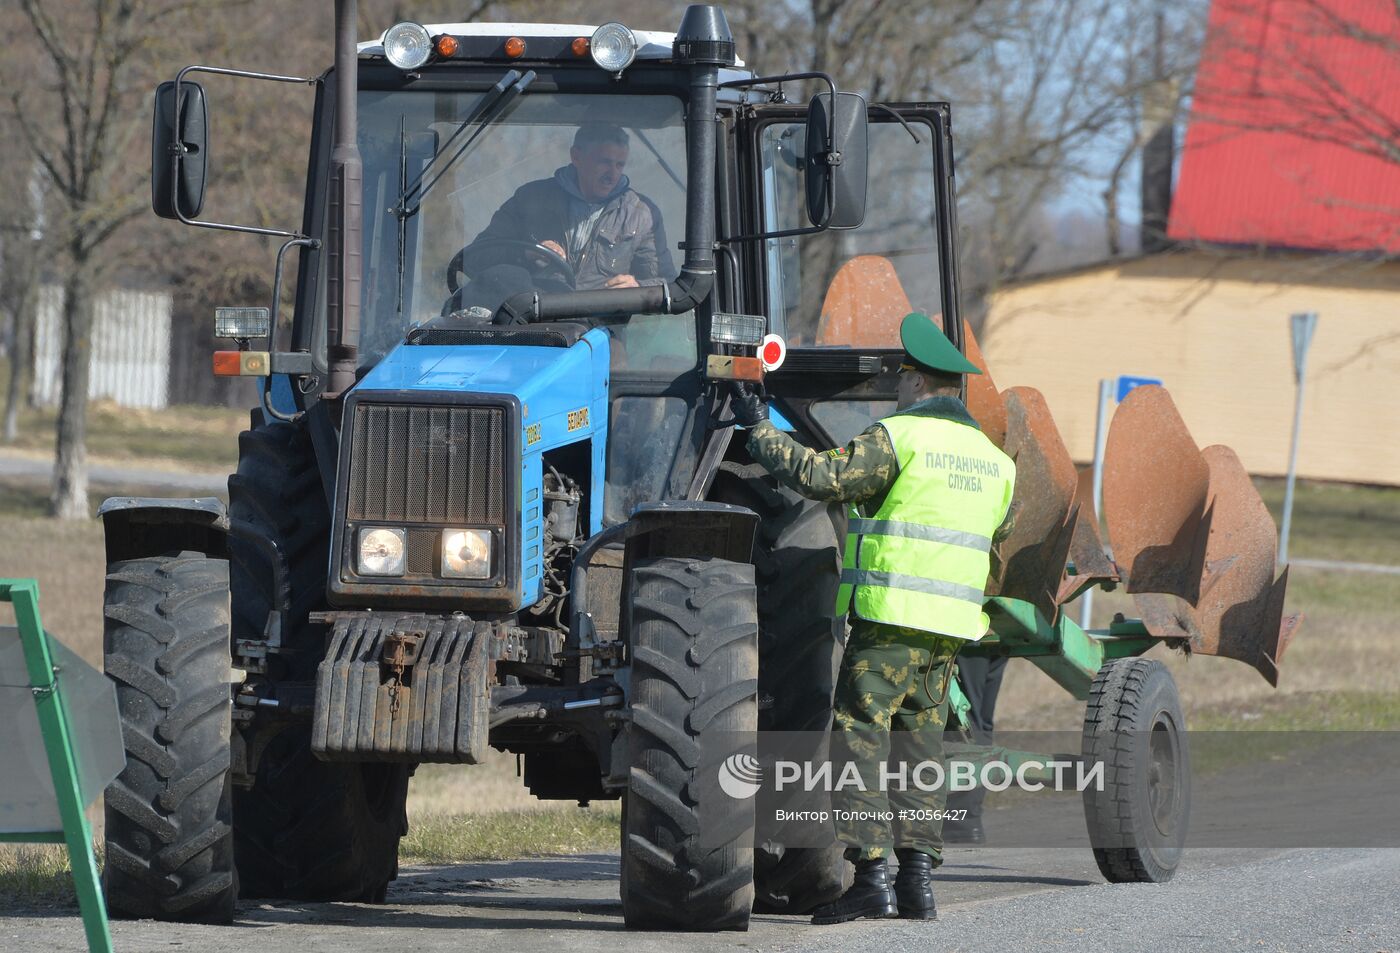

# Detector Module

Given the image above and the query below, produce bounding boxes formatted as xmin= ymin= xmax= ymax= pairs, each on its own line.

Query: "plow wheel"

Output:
xmin=1081 ymin=658 xmax=1190 ymax=883
xmin=620 ymin=556 xmax=759 ymax=931
xmin=712 ymin=462 xmax=847 ymax=914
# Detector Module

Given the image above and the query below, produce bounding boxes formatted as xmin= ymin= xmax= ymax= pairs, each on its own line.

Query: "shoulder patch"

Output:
xmin=823 ymin=447 xmax=849 ymax=459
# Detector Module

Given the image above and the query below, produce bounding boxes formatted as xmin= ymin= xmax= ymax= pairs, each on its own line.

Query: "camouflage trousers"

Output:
xmin=831 ymin=617 xmax=962 ymax=864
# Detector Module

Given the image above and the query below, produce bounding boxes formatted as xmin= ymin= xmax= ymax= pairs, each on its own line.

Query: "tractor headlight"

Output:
xmin=358 ymin=527 xmax=406 ymax=576
xmin=383 ymin=21 xmax=432 ymax=70
xmin=441 ymin=529 xmax=492 ymax=580
xmin=590 ymin=22 xmax=637 ymax=73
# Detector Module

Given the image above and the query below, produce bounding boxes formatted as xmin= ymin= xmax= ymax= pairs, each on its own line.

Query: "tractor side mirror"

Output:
xmin=805 ymin=91 xmax=868 ymax=229
xmin=151 ymin=79 xmax=208 ymax=220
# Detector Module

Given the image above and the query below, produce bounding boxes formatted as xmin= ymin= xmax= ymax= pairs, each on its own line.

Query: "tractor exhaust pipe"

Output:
xmin=496 ymin=4 xmax=734 ymax=324
xmin=325 ymin=0 xmax=362 ymax=397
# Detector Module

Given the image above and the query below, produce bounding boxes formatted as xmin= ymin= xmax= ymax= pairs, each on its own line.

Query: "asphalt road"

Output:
xmin=3 ymin=845 xmax=1396 ymax=953
xmin=0 ymin=451 xmax=227 ymax=494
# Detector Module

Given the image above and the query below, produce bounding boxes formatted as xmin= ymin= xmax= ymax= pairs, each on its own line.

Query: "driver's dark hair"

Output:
xmin=573 ymin=123 xmax=629 ymax=152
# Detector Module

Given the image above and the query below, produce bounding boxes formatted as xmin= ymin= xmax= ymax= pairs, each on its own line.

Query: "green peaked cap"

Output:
xmin=900 ymin=312 xmax=981 ymax=375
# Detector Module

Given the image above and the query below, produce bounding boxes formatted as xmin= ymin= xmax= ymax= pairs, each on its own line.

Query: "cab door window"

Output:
xmin=759 ymin=119 xmax=941 ymax=347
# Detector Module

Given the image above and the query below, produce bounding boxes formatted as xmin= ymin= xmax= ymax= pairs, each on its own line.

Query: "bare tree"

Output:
xmin=2 ymin=0 xmax=211 ymax=517
xmin=0 ymin=162 xmax=49 ymax=442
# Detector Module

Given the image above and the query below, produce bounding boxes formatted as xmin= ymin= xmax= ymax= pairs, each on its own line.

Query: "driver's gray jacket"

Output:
xmin=474 ymin=177 xmax=676 ymax=291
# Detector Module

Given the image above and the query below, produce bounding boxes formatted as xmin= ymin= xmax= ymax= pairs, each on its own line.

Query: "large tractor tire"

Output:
xmin=227 ymin=415 xmax=410 ymax=902
xmin=712 ymin=462 xmax=847 ymax=914
xmin=102 ymin=552 xmax=237 ymax=923
xmin=1081 ymin=658 xmax=1190 ymax=883
xmin=620 ymin=556 xmax=759 ymax=931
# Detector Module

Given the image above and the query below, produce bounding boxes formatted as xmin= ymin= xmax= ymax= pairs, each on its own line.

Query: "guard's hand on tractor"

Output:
xmin=728 ymin=381 xmax=769 ymax=427
xmin=604 ymin=274 xmax=640 ymax=289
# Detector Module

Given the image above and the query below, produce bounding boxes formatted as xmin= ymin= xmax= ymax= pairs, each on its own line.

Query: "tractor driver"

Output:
xmin=471 ymin=123 xmax=675 ymax=292
xmin=730 ymin=313 xmax=1017 ymax=926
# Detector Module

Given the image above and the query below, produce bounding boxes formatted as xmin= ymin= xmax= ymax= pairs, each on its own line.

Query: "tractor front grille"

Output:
xmin=346 ymin=403 xmax=506 ymax=526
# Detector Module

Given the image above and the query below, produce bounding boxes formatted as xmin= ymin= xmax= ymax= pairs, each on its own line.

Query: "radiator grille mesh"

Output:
xmin=346 ymin=403 xmax=506 ymax=526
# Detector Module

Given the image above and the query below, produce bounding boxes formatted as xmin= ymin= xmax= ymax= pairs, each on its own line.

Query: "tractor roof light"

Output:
xmin=434 ymin=34 xmax=459 ymax=58
xmin=590 ymin=22 xmax=637 ymax=74
xmin=384 ymin=21 xmax=432 ymax=70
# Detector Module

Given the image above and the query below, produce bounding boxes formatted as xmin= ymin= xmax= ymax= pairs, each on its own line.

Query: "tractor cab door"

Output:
xmin=737 ymin=102 xmax=962 ymax=447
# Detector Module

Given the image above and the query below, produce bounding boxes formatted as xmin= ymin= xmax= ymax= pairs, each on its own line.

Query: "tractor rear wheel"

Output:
xmin=1081 ymin=657 xmax=1190 ymax=883
xmin=228 ymin=415 xmax=410 ymax=902
xmin=102 ymin=552 xmax=237 ymax=923
xmin=712 ymin=462 xmax=847 ymax=913
xmin=620 ymin=556 xmax=759 ymax=931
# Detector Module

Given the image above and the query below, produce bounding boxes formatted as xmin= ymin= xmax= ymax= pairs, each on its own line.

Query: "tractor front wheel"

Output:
xmin=711 ymin=461 xmax=847 ymax=914
xmin=228 ymin=415 xmax=409 ymax=902
xmin=102 ymin=552 xmax=237 ymax=923
xmin=1081 ymin=657 xmax=1190 ymax=883
xmin=620 ymin=556 xmax=759 ymax=931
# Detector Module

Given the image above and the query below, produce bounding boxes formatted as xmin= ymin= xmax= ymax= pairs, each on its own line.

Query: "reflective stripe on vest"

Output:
xmin=835 ymin=413 xmax=1016 ymax=640
xmin=847 ymin=518 xmax=992 ymax=553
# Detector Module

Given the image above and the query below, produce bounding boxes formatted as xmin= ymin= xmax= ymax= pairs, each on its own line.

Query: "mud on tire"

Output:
xmin=621 ymin=556 xmax=759 ymax=931
xmin=102 ymin=553 xmax=237 ymax=923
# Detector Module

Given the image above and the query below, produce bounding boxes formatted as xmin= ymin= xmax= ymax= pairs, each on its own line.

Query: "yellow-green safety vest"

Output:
xmin=835 ymin=413 xmax=1016 ymax=640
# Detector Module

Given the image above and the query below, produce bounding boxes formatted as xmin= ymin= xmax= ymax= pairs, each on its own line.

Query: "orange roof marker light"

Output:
xmin=434 ymin=34 xmax=459 ymax=58
xmin=571 ymin=36 xmax=590 ymax=57
xmin=504 ymin=36 xmax=525 ymax=58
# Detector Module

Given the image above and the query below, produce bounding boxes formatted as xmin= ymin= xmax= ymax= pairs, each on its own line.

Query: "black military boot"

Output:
xmin=894 ymin=849 xmax=937 ymax=920
xmin=809 ymin=858 xmax=899 ymax=925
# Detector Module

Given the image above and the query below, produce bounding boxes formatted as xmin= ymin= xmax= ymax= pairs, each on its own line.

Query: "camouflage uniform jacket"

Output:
xmin=746 ymin=395 xmax=980 ymax=509
xmin=746 ymin=396 xmax=1015 ymax=563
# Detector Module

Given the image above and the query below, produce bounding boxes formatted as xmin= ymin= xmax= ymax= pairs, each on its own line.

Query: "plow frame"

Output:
xmin=959 ymin=595 xmax=1157 ymax=700
xmin=942 ymin=593 xmax=1162 ymax=795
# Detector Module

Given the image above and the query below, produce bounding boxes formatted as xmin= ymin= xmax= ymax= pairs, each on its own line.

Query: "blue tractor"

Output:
xmin=99 ymin=2 xmax=968 ymax=930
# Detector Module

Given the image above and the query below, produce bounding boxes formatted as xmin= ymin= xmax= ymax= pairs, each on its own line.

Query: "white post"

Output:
xmin=1079 ymin=378 xmax=1115 ymax=630
xmin=1279 ymin=312 xmax=1318 ymax=565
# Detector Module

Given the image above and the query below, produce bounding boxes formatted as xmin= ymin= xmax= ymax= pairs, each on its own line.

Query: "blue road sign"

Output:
xmin=1116 ymin=375 xmax=1163 ymax=403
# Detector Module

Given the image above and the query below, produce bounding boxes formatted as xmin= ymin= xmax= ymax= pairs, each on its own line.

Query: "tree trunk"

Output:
xmin=3 ymin=240 xmax=41 ymax=442
xmin=50 ymin=249 xmax=93 ymax=519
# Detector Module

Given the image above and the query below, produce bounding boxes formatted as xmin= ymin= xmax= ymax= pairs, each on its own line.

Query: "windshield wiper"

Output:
xmin=393 ymin=68 xmax=537 ymax=219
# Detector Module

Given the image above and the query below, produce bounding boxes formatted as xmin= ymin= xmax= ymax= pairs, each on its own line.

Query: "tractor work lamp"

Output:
xmin=710 ymin=312 xmax=766 ymax=346
xmin=214 ymin=307 xmax=270 ymax=340
xmin=384 ymin=21 xmax=432 ymax=70
xmin=590 ymin=22 xmax=637 ymax=73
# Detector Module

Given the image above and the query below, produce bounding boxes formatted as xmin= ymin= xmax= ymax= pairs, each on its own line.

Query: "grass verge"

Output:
xmin=0 ymin=844 xmax=89 ymax=911
xmin=401 ymin=807 xmax=622 ymax=865
xmin=0 ymin=357 xmax=244 ymax=473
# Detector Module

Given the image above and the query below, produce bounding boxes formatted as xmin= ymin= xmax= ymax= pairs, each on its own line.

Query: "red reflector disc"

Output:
xmin=759 ymin=333 xmax=787 ymax=371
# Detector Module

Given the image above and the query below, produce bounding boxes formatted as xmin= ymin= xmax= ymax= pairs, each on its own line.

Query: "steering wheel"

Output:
xmin=447 ymin=238 xmax=577 ymax=294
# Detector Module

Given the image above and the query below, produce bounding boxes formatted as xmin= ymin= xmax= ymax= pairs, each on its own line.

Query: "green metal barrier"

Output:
xmin=0 ymin=579 xmax=116 ymax=953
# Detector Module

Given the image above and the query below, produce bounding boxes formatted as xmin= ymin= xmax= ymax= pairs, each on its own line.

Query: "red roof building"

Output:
xmin=1169 ymin=0 xmax=1400 ymax=254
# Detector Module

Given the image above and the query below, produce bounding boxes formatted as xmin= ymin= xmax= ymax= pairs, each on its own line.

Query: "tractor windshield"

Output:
xmin=350 ymin=87 xmax=690 ymax=366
